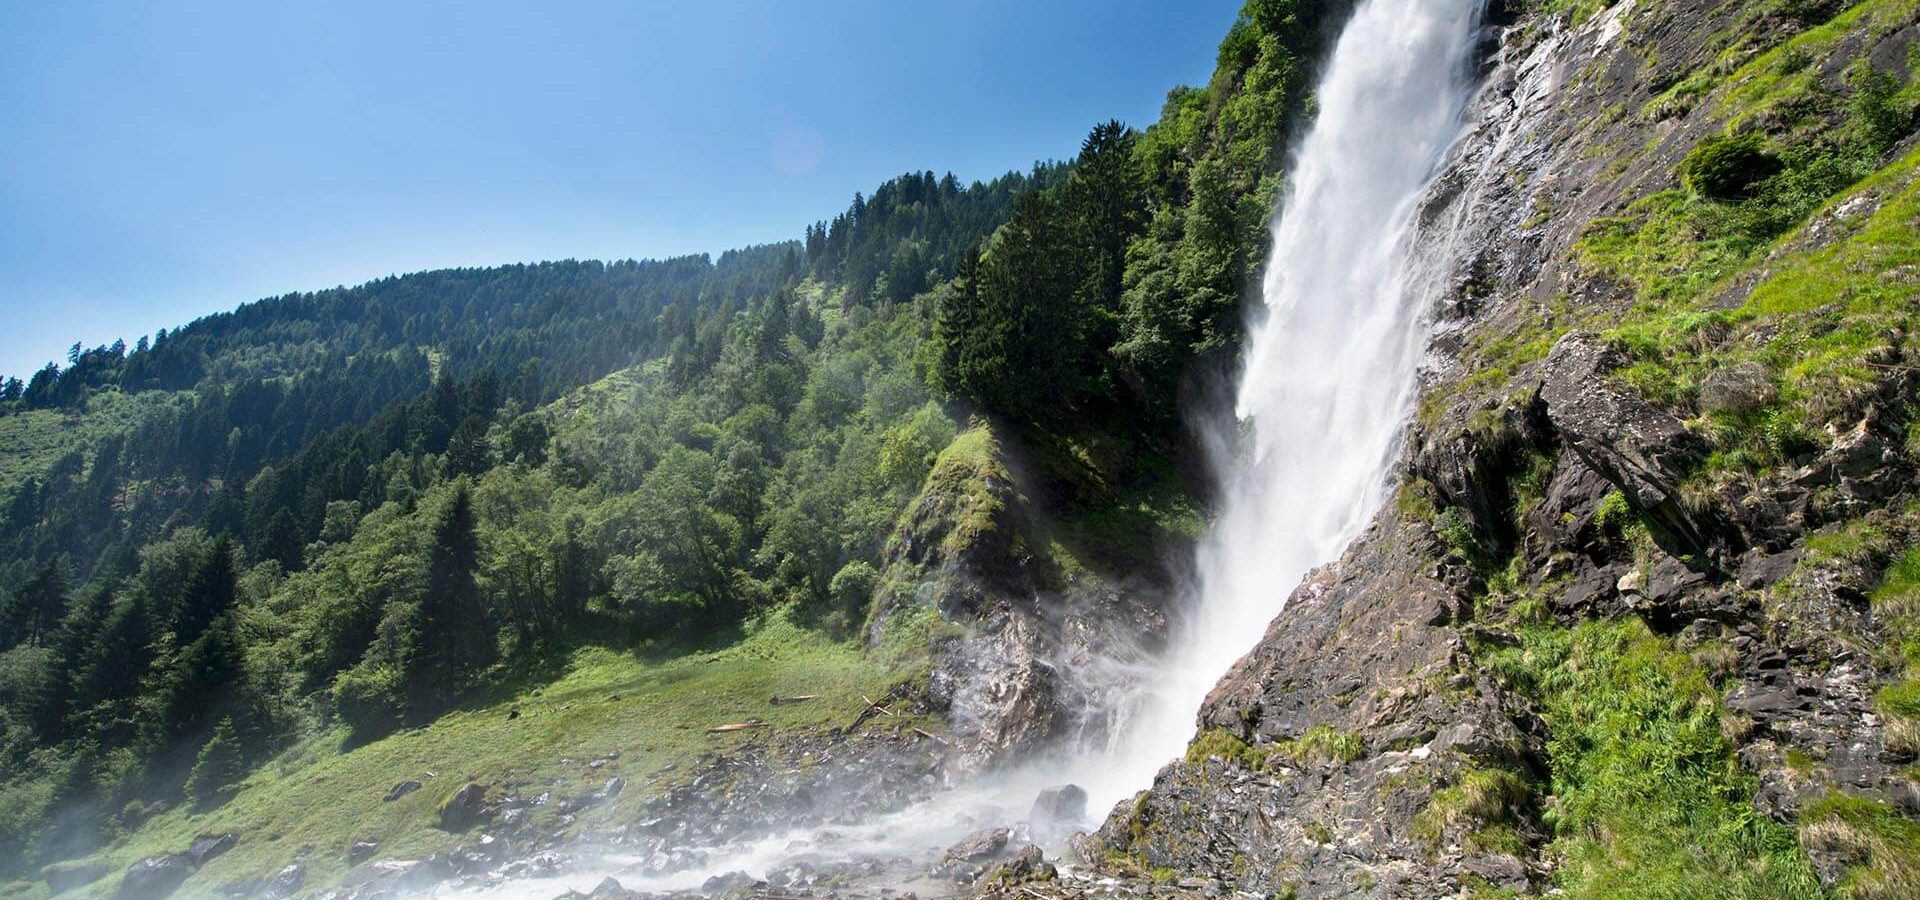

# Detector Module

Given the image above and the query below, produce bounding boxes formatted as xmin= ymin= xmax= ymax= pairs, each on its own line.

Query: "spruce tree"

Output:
xmin=0 ymin=556 xmax=66 ymax=651
xmin=409 ymin=483 xmax=495 ymax=713
xmin=184 ymin=716 xmax=246 ymax=807
xmin=174 ymin=537 xmax=236 ymax=645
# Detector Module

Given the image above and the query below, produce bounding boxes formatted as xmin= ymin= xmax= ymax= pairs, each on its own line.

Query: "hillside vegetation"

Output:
xmin=0 ymin=2 xmax=1345 ymax=895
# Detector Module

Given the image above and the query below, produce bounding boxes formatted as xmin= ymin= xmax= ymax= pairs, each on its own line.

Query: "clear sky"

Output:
xmin=0 ymin=0 xmax=1243 ymax=380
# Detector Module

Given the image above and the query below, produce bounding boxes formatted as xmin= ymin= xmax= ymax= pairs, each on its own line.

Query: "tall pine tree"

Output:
xmin=407 ymin=483 xmax=495 ymax=714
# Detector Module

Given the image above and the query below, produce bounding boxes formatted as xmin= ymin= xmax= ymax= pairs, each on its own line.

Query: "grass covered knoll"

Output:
xmin=0 ymin=607 xmax=923 ymax=900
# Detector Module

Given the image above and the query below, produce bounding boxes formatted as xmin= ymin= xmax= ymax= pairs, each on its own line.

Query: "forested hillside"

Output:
xmin=0 ymin=2 xmax=1343 ymax=890
xmin=0 ymin=165 xmax=1066 ymax=871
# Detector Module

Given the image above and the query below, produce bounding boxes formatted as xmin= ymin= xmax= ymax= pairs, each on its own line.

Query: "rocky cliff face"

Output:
xmin=1080 ymin=1 xmax=1920 ymax=896
xmin=870 ymin=424 xmax=1176 ymax=772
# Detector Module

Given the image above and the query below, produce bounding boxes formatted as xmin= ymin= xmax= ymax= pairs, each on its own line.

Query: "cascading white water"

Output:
xmin=1069 ymin=0 xmax=1487 ymax=816
xmin=451 ymin=4 xmax=1487 ymax=894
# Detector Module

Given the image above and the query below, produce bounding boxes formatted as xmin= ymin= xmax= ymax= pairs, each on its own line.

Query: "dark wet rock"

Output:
xmin=579 ymin=876 xmax=642 ymax=899
xmin=1645 ymin=554 xmax=1709 ymax=604
xmin=42 ymin=860 xmax=111 ymax=894
xmin=439 ymin=782 xmax=492 ymax=831
xmin=347 ymin=840 xmax=380 ymax=864
xmin=764 ymin=860 xmax=816 ymax=890
xmin=261 ymin=865 xmax=304 ymax=900
xmin=698 ymin=870 xmax=757 ymax=894
xmin=116 ymin=854 xmax=193 ymax=900
xmin=1030 ymin=784 xmax=1088 ymax=826
xmin=943 ymin=827 xmax=1010 ymax=863
xmin=1062 ymin=4 xmax=1920 ymax=894
xmin=186 ymin=832 xmax=236 ymax=867
xmin=1737 ymin=548 xmax=1802 ymax=589
xmin=1412 ymin=396 xmax=1541 ymax=555
xmin=1077 ymin=503 xmax=1540 ymax=897
xmin=384 ymin=780 xmax=423 ymax=802
xmin=1793 ymin=419 xmax=1904 ymax=506
xmin=997 ymin=843 xmax=1050 ymax=882
xmin=933 ymin=826 xmax=1017 ymax=884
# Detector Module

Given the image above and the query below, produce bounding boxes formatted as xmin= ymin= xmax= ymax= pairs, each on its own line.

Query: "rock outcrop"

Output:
xmin=1539 ymin=330 xmax=1712 ymax=553
xmin=115 ymin=854 xmax=192 ymax=900
xmin=871 ymin=425 xmax=1176 ymax=770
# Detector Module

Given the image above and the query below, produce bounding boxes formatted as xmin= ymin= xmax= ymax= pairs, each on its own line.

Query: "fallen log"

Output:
xmin=768 ymin=694 xmax=819 ymax=706
xmin=705 ymin=721 xmax=768 ymax=734
xmin=911 ymin=727 xmax=951 ymax=746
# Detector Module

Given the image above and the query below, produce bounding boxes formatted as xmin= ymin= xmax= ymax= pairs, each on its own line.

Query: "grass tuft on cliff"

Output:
xmin=1480 ymin=618 xmax=1823 ymax=898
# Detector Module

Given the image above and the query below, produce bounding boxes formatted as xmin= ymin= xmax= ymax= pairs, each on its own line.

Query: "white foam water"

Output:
xmin=1067 ymin=0 xmax=1488 ymax=818
xmin=442 ymin=1 xmax=1488 ymax=894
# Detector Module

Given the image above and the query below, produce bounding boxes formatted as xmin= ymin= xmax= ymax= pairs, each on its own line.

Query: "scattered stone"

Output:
xmin=998 ymin=843 xmax=1048 ymax=881
xmin=1028 ymin=784 xmax=1088 ymax=835
xmin=384 ymin=780 xmax=423 ymax=802
xmin=42 ymin=860 xmax=111 ymax=894
xmin=116 ymin=854 xmax=193 ymax=900
xmin=1738 ymin=548 xmax=1802 ymax=589
xmin=586 ymin=876 xmax=637 ymax=898
xmin=699 ymin=870 xmax=756 ymax=894
xmin=347 ymin=840 xmax=380 ymax=864
xmin=185 ymin=833 xmax=236 ymax=867
xmin=942 ymin=827 xmax=1009 ymax=863
xmin=439 ymin=782 xmax=491 ymax=831
xmin=260 ymin=865 xmax=304 ymax=900
xmin=341 ymin=857 xmax=449 ymax=892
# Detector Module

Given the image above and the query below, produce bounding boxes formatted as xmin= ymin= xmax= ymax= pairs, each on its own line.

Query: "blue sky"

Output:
xmin=0 ymin=0 xmax=1242 ymax=380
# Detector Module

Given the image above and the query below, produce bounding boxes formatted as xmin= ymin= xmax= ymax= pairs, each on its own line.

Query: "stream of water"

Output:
xmin=457 ymin=1 xmax=1488 ymax=895
xmin=1068 ymin=0 xmax=1489 ymax=819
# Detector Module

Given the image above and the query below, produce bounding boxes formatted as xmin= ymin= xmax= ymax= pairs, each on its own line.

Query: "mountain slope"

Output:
xmin=1085 ymin=1 xmax=1920 ymax=897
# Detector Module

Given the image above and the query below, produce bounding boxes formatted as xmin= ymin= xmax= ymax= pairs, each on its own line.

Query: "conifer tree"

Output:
xmin=184 ymin=716 xmax=246 ymax=807
xmin=408 ymin=483 xmax=494 ymax=713
xmin=0 ymin=556 xmax=67 ymax=651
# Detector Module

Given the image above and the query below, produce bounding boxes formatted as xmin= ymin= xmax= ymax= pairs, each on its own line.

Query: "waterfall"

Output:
xmin=456 ymin=4 xmax=1490 ymax=894
xmin=1071 ymin=0 xmax=1488 ymax=817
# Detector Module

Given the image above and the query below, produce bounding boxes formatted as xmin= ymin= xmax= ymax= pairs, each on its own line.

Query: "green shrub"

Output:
xmin=1185 ymin=728 xmax=1265 ymax=769
xmin=1273 ymin=725 xmax=1364 ymax=764
xmin=1683 ymin=132 xmax=1780 ymax=201
xmin=330 ymin=661 xmax=406 ymax=737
